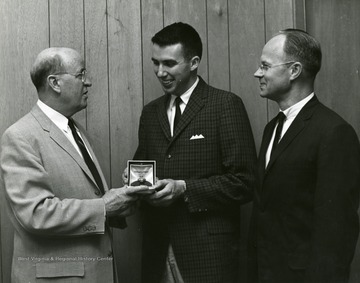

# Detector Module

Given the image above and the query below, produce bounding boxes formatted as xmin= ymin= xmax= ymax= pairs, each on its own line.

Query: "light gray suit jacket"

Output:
xmin=1 ymin=105 xmax=115 ymax=282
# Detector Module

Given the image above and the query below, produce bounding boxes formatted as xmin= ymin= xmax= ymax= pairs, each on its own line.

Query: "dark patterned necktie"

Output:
xmin=173 ymin=96 xmax=183 ymax=132
xmin=68 ymin=119 xmax=104 ymax=195
xmin=270 ymin=112 xmax=286 ymax=158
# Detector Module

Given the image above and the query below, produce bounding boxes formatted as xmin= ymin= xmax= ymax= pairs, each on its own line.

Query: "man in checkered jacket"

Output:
xmin=134 ymin=22 xmax=257 ymax=283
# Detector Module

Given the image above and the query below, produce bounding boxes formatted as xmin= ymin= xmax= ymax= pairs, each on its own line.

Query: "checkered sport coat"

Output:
xmin=134 ymin=77 xmax=257 ymax=283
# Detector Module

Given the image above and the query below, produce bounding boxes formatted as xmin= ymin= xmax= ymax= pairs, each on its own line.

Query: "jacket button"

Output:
xmin=167 ymin=154 xmax=172 ymax=159
xmin=95 ymin=190 xmax=101 ymax=196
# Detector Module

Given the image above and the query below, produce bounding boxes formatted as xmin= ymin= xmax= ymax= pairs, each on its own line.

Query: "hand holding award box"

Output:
xmin=125 ymin=160 xmax=156 ymax=195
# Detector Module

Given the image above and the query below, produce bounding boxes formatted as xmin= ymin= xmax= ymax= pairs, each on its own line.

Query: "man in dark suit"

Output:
xmin=133 ymin=22 xmax=257 ymax=283
xmin=0 ymin=47 xmax=145 ymax=282
xmin=248 ymin=29 xmax=360 ymax=283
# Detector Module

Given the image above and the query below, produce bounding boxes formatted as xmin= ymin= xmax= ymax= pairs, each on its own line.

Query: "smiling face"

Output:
xmin=254 ymin=34 xmax=293 ymax=103
xmin=151 ymin=43 xmax=199 ymax=96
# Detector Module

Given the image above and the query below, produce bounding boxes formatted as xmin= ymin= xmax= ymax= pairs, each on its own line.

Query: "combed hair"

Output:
xmin=30 ymin=53 xmax=64 ymax=91
xmin=152 ymin=22 xmax=202 ymax=60
xmin=279 ymin=29 xmax=322 ymax=78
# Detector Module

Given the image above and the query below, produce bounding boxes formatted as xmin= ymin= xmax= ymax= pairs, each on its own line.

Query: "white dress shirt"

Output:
xmin=265 ymin=93 xmax=314 ymax=167
xmin=167 ymin=77 xmax=199 ymax=136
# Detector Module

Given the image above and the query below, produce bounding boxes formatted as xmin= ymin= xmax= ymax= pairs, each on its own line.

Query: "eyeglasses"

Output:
xmin=258 ymin=61 xmax=295 ymax=72
xmin=51 ymin=69 xmax=87 ymax=83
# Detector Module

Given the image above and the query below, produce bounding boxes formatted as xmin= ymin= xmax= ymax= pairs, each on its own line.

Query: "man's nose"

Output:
xmin=254 ymin=67 xmax=263 ymax=78
xmin=84 ymin=77 xmax=92 ymax=87
xmin=156 ymin=65 xmax=167 ymax=77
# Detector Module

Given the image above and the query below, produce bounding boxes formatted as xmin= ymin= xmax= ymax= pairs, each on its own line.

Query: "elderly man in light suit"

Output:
xmin=0 ymin=47 xmax=145 ymax=282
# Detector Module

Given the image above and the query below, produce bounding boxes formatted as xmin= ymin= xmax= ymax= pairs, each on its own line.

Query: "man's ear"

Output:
xmin=47 ymin=75 xmax=61 ymax=93
xmin=289 ymin=62 xmax=302 ymax=81
xmin=190 ymin=56 xmax=200 ymax=71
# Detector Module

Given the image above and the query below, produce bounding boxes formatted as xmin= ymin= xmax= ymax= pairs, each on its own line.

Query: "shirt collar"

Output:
xmin=281 ymin=92 xmax=314 ymax=119
xmin=169 ymin=76 xmax=199 ymax=107
xmin=37 ymin=99 xmax=70 ymax=133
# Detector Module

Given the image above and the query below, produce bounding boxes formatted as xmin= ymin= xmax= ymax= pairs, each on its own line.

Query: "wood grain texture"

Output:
xmin=0 ymin=1 xmax=49 ymax=282
xmin=306 ymin=0 xmax=360 ymax=138
xmin=207 ymin=0 xmax=230 ymax=90
xmin=141 ymin=0 xmax=164 ymax=105
xmin=229 ymin=0 xmax=266 ymax=152
xmin=107 ymin=0 xmax=143 ymax=282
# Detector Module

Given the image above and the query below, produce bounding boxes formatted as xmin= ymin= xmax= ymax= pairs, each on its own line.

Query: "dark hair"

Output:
xmin=30 ymin=53 xmax=64 ymax=91
xmin=279 ymin=29 xmax=322 ymax=78
xmin=152 ymin=22 xmax=202 ymax=60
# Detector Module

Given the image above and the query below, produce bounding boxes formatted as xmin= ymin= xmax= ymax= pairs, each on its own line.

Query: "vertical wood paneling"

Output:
xmin=49 ymin=0 xmax=86 ymax=126
xmin=107 ymin=0 xmax=143 ymax=282
xmin=207 ymin=0 xmax=229 ymax=90
xmin=306 ymin=0 xmax=360 ymax=138
xmin=0 ymin=1 xmax=49 ymax=282
xmin=164 ymin=0 xmax=208 ymax=80
xmin=229 ymin=0 xmax=266 ymax=151
xmin=84 ymin=0 xmax=111 ymax=183
xmin=305 ymin=1 xmax=360 ymax=282
xmin=294 ymin=0 xmax=306 ymax=29
xmin=1 ymin=1 xmax=359 ymax=282
xmin=141 ymin=0 xmax=164 ymax=105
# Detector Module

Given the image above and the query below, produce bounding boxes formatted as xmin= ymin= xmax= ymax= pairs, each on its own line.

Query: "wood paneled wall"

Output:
xmin=0 ymin=0 xmax=358 ymax=282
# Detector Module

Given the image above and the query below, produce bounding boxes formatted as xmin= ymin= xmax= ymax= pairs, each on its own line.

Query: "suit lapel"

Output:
xmin=264 ymin=96 xmax=319 ymax=173
xmin=157 ymin=95 xmax=172 ymax=141
xmin=170 ymin=77 xmax=206 ymax=144
xmin=258 ymin=118 xmax=277 ymax=182
xmin=31 ymin=106 xmax=98 ymax=188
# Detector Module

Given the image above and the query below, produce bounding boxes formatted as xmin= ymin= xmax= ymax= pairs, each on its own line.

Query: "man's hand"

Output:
xmin=102 ymin=186 xmax=148 ymax=217
xmin=143 ymin=179 xmax=186 ymax=207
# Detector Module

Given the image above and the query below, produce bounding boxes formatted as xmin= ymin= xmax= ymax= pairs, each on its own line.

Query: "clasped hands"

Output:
xmin=102 ymin=170 xmax=186 ymax=217
xmin=121 ymin=168 xmax=186 ymax=207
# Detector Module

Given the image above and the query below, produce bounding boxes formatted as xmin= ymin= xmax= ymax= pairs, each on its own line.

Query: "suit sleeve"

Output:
xmin=184 ymin=94 xmax=257 ymax=213
xmin=305 ymin=123 xmax=360 ymax=283
xmin=0 ymin=128 xmax=106 ymax=237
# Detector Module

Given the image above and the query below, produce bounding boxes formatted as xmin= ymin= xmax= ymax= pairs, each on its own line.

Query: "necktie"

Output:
xmin=68 ymin=119 xmax=104 ymax=195
xmin=270 ymin=112 xmax=286 ymax=158
xmin=173 ymin=96 xmax=182 ymax=132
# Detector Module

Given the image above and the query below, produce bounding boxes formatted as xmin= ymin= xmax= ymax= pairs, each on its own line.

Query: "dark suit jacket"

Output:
xmin=134 ymin=77 xmax=257 ymax=283
xmin=248 ymin=96 xmax=360 ymax=283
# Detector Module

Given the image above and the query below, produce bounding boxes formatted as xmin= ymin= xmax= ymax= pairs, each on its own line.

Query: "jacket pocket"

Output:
xmin=36 ymin=262 xmax=85 ymax=278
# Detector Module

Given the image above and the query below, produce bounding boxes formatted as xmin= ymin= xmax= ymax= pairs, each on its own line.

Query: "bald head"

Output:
xmin=30 ymin=47 xmax=81 ymax=91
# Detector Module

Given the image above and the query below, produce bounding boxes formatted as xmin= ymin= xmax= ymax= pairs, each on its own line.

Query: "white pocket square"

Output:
xmin=190 ymin=134 xmax=205 ymax=140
